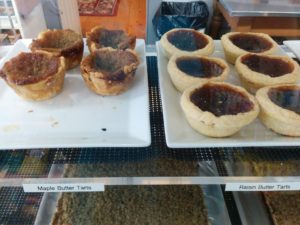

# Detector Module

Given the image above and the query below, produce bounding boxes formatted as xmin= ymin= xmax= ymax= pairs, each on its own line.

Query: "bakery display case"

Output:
xmin=1 ymin=1 xmax=300 ymax=225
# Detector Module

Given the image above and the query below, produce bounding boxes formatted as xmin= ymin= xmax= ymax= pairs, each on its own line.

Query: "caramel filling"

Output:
xmin=190 ymin=84 xmax=254 ymax=116
xmin=229 ymin=34 xmax=272 ymax=53
xmin=90 ymin=29 xmax=133 ymax=50
xmin=2 ymin=52 xmax=59 ymax=85
xmin=241 ymin=55 xmax=293 ymax=77
xmin=167 ymin=30 xmax=208 ymax=51
xmin=176 ymin=57 xmax=224 ymax=78
xmin=33 ymin=30 xmax=81 ymax=49
xmin=91 ymin=50 xmax=138 ymax=81
xmin=268 ymin=87 xmax=300 ymax=115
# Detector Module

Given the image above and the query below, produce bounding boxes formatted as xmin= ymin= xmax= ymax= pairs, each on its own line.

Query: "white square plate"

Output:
xmin=156 ymin=41 xmax=300 ymax=148
xmin=283 ymin=40 xmax=300 ymax=60
xmin=0 ymin=39 xmax=151 ymax=149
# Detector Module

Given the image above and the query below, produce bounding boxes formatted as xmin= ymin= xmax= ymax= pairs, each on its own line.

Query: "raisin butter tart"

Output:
xmin=181 ymin=82 xmax=259 ymax=137
xmin=256 ymin=84 xmax=300 ymax=136
xmin=0 ymin=52 xmax=66 ymax=101
xmin=221 ymin=32 xmax=278 ymax=64
xmin=80 ymin=48 xmax=139 ymax=95
xmin=236 ymin=53 xmax=300 ymax=93
xmin=30 ymin=29 xmax=83 ymax=70
xmin=168 ymin=55 xmax=229 ymax=92
xmin=160 ymin=28 xmax=214 ymax=58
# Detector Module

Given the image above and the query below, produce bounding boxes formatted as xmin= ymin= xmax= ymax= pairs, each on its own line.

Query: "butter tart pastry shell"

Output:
xmin=80 ymin=48 xmax=139 ymax=96
xmin=236 ymin=53 xmax=300 ymax=94
xmin=168 ymin=55 xmax=229 ymax=92
xmin=86 ymin=26 xmax=136 ymax=53
xmin=160 ymin=28 xmax=214 ymax=59
xmin=181 ymin=82 xmax=259 ymax=137
xmin=0 ymin=52 xmax=66 ymax=101
xmin=30 ymin=29 xmax=84 ymax=70
xmin=221 ymin=32 xmax=278 ymax=64
xmin=256 ymin=85 xmax=300 ymax=136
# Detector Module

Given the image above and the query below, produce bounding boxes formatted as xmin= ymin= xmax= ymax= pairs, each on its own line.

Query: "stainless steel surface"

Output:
xmin=219 ymin=0 xmax=300 ymax=17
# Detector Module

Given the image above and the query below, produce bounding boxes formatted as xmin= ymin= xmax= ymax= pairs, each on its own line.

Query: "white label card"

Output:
xmin=225 ymin=182 xmax=300 ymax=192
xmin=23 ymin=183 xmax=105 ymax=193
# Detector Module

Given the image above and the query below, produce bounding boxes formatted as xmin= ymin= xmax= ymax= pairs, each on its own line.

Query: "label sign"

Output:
xmin=225 ymin=182 xmax=300 ymax=192
xmin=23 ymin=183 xmax=105 ymax=193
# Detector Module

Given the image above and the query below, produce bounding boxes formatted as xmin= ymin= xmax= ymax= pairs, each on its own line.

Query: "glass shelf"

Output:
xmin=0 ymin=57 xmax=300 ymax=187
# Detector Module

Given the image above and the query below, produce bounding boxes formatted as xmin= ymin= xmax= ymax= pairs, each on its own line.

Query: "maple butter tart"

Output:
xmin=236 ymin=53 xmax=300 ymax=93
xmin=256 ymin=84 xmax=300 ymax=136
xmin=181 ymin=82 xmax=259 ymax=137
xmin=160 ymin=28 xmax=214 ymax=58
xmin=87 ymin=26 xmax=136 ymax=53
xmin=80 ymin=48 xmax=139 ymax=95
xmin=221 ymin=32 xmax=278 ymax=64
xmin=0 ymin=52 xmax=66 ymax=101
xmin=168 ymin=55 xmax=229 ymax=92
xmin=30 ymin=29 xmax=84 ymax=70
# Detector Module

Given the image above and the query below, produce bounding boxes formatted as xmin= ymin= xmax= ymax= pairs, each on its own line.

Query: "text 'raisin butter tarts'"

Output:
xmin=221 ymin=32 xmax=278 ymax=64
xmin=0 ymin=52 xmax=66 ymax=101
xmin=87 ymin=26 xmax=136 ymax=53
xmin=181 ymin=82 xmax=259 ymax=137
xmin=256 ymin=85 xmax=300 ymax=136
xmin=30 ymin=29 xmax=83 ymax=70
xmin=236 ymin=53 xmax=300 ymax=93
xmin=160 ymin=28 xmax=214 ymax=58
xmin=168 ymin=55 xmax=229 ymax=92
xmin=80 ymin=48 xmax=139 ymax=95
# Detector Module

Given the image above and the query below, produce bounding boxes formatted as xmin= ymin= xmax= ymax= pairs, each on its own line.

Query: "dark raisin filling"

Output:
xmin=190 ymin=84 xmax=254 ymax=117
xmin=167 ymin=30 xmax=208 ymax=51
xmin=176 ymin=57 xmax=224 ymax=78
xmin=268 ymin=86 xmax=300 ymax=115
xmin=241 ymin=54 xmax=293 ymax=77
xmin=229 ymin=34 xmax=272 ymax=53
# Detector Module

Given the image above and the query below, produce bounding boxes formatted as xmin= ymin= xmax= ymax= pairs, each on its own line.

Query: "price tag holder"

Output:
xmin=23 ymin=183 xmax=105 ymax=193
xmin=225 ymin=182 xmax=300 ymax=192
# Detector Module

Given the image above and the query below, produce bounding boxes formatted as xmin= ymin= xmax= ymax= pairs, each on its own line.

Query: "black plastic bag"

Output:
xmin=152 ymin=1 xmax=209 ymax=39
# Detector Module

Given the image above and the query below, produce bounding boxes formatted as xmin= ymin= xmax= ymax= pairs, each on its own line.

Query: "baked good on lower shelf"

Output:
xmin=221 ymin=32 xmax=278 ymax=64
xmin=256 ymin=84 xmax=300 ymax=136
xmin=86 ymin=26 xmax=136 ymax=53
xmin=160 ymin=28 xmax=214 ymax=58
xmin=52 ymin=185 xmax=208 ymax=225
xmin=236 ymin=53 xmax=300 ymax=93
xmin=80 ymin=48 xmax=139 ymax=95
xmin=52 ymin=159 xmax=208 ymax=225
xmin=181 ymin=82 xmax=259 ymax=137
xmin=263 ymin=191 xmax=300 ymax=225
xmin=30 ymin=29 xmax=84 ymax=70
xmin=251 ymin=162 xmax=300 ymax=225
xmin=0 ymin=52 xmax=66 ymax=101
xmin=167 ymin=55 xmax=229 ymax=92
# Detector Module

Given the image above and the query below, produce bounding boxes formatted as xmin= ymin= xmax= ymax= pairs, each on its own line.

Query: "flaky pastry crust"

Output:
xmin=168 ymin=55 xmax=229 ymax=92
xmin=86 ymin=26 xmax=136 ymax=53
xmin=181 ymin=82 xmax=259 ymax=137
xmin=236 ymin=53 xmax=300 ymax=93
xmin=256 ymin=85 xmax=300 ymax=136
xmin=0 ymin=52 xmax=66 ymax=101
xmin=30 ymin=29 xmax=83 ymax=70
xmin=221 ymin=32 xmax=278 ymax=64
xmin=80 ymin=48 xmax=139 ymax=95
xmin=160 ymin=28 xmax=214 ymax=59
